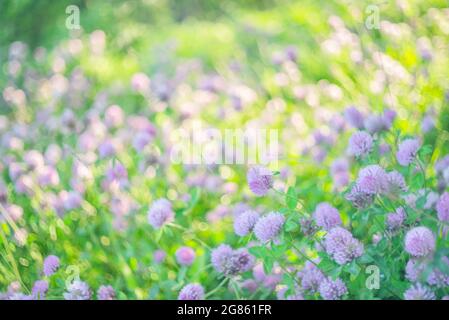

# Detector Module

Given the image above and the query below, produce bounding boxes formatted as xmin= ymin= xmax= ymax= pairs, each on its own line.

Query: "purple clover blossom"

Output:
xmin=211 ymin=244 xmax=255 ymax=276
xmin=382 ymin=108 xmax=396 ymax=129
xmin=422 ymin=115 xmax=435 ymax=133
xmin=297 ymin=261 xmax=326 ymax=293
xmin=211 ymin=244 xmax=233 ymax=274
xmin=32 ymin=280 xmax=48 ymax=300
xmin=435 ymin=155 xmax=449 ymax=174
xmin=147 ymin=198 xmax=174 ymax=229
xmin=356 ymin=165 xmax=388 ymax=195
xmin=104 ymin=104 xmax=124 ymax=128
xmin=319 ymin=277 xmax=347 ymax=300
xmin=404 ymin=226 xmax=436 ymax=257
xmin=253 ymin=212 xmax=285 ymax=243
xmin=348 ymin=131 xmax=373 ymax=157
xmin=427 ymin=256 xmax=449 ymax=288
xmin=241 ymin=279 xmax=258 ymax=293
xmin=344 ymin=107 xmax=364 ymax=129
xmin=427 ymin=269 xmax=449 ymax=288
xmin=324 ymin=227 xmax=364 ymax=265
xmin=396 ymin=138 xmax=421 ymax=166
xmin=285 ymin=292 xmax=305 ymax=300
xmin=346 ymin=184 xmax=374 ymax=209
xmin=403 ymin=284 xmax=435 ymax=300
xmin=299 ymin=217 xmax=319 ymax=237
xmin=132 ymin=131 xmax=153 ymax=152
xmin=43 ymin=255 xmax=60 ymax=276
xmin=103 ymin=162 xmax=129 ymax=191
xmin=436 ymin=192 xmax=449 ymax=222
xmin=331 ymin=158 xmax=349 ymax=175
xmin=405 ymin=259 xmax=426 ymax=282
xmin=64 ymin=280 xmax=91 ymax=300
xmin=247 ymin=166 xmax=273 ymax=196
xmin=424 ymin=191 xmax=439 ymax=210
xmin=97 ymin=285 xmax=116 ymax=300
xmin=364 ymin=115 xmax=385 ymax=134
xmin=178 ymin=283 xmax=205 ymax=300
xmin=313 ymin=202 xmax=341 ymax=231
xmin=8 ymin=293 xmax=32 ymax=300
xmin=175 ymin=246 xmax=196 ymax=266
xmin=252 ymin=263 xmax=282 ymax=290
xmin=233 ymin=210 xmax=259 ymax=237
xmin=153 ymin=249 xmax=166 ymax=263
xmin=386 ymin=170 xmax=408 ymax=192
xmin=386 ymin=207 xmax=406 ymax=230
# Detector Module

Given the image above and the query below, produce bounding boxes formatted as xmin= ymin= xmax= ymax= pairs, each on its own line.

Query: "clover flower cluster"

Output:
xmin=178 ymin=284 xmax=205 ymax=300
xmin=211 ymin=245 xmax=255 ymax=276
xmin=324 ymin=227 xmax=364 ymax=265
xmin=247 ymin=166 xmax=273 ymax=196
xmin=253 ymin=212 xmax=285 ymax=242
xmin=147 ymin=198 xmax=174 ymax=229
xmin=313 ymin=202 xmax=342 ymax=231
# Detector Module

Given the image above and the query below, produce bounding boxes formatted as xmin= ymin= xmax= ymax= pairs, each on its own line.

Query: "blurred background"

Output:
xmin=1 ymin=0 xmax=449 ymax=299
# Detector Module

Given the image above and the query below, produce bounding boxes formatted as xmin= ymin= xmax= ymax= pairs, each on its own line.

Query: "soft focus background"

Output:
xmin=0 ymin=0 xmax=449 ymax=299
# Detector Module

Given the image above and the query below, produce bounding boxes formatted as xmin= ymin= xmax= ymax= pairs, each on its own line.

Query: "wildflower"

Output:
xmin=298 ymin=261 xmax=325 ymax=293
xmin=104 ymin=162 xmax=128 ymax=190
xmin=422 ymin=115 xmax=435 ymax=133
xmin=324 ymin=227 xmax=364 ymax=265
xmin=356 ymin=165 xmax=388 ymax=195
xmin=133 ymin=131 xmax=152 ymax=152
xmin=319 ymin=277 xmax=347 ymax=300
xmin=43 ymin=255 xmax=60 ymax=276
xmin=32 ymin=280 xmax=48 ymax=300
xmin=404 ymin=227 xmax=435 ymax=257
xmin=37 ymin=166 xmax=60 ymax=187
xmin=241 ymin=279 xmax=258 ymax=293
xmin=61 ymin=191 xmax=82 ymax=211
xmin=247 ymin=166 xmax=273 ymax=196
xmin=382 ymin=108 xmax=396 ymax=129
xmin=344 ymin=107 xmax=364 ymax=129
xmin=253 ymin=212 xmax=285 ymax=242
xmin=364 ymin=115 xmax=385 ymax=134
xmin=386 ymin=170 xmax=408 ymax=192
xmin=104 ymin=105 xmax=124 ymax=128
xmin=396 ymin=138 xmax=421 ymax=166
xmin=234 ymin=210 xmax=259 ymax=236
xmin=405 ymin=259 xmax=426 ymax=282
xmin=175 ymin=246 xmax=196 ymax=266
xmin=299 ymin=218 xmax=319 ymax=236
xmin=313 ymin=202 xmax=341 ymax=230
xmin=252 ymin=263 xmax=281 ymax=290
xmin=64 ymin=280 xmax=91 ymax=300
xmin=24 ymin=150 xmax=45 ymax=169
xmin=178 ymin=284 xmax=204 ymax=300
xmin=153 ymin=249 xmax=166 ymax=263
xmin=331 ymin=158 xmax=349 ymax=174
xmin=403 ymin=284 xmax=435 ymax=300
xmin=386 ymin=207 xmax=406 ymax=230
xmin=97 ymin=285 xmax=116 ymax=300
xmin=346 ymin=184 xmax=374 ymax=209
xmin=211 ymin=245 xmax=254 ymax=276
xmin=435 ymin=155 xmax=449 ymax=174
xmin=427 ymin=257 xmax=449 ymax=288
xmin=436 ymin=192 xmax=449 ymax=222
xmin=147 ymin=198 xmax=174 ymax=229
xmin=131 ymin=72 xmax=151 ymax=93
xmin=424 ymin=191 xmax=439 ymax=210
xmin=348 ymin=131 xmax=373 ymax=157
